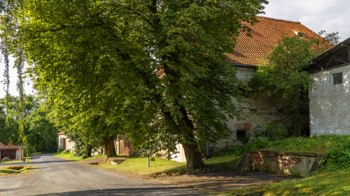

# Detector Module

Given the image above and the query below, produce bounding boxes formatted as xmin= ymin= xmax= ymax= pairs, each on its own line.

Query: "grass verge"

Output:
xmin=0 ymin=160 xmax=23 ymax=164
xmin=0 ymin=165 xmax=34 ymax=176
xmin=52 ymin=152 xmax=106 ymax=161
xmin=99 ymin=155 xmax=240 ymax=176
xmin=221 ymin=170 xmax=350 ymax=196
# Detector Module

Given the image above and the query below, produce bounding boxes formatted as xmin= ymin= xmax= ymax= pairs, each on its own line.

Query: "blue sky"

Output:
xmin=1 ymin=0 xmax=348 ymax=98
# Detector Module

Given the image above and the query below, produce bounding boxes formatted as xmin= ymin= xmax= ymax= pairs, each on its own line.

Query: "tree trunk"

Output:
xmin=182 ymin=142 xmax=204 ymax=170
xmin=87 ymin=147 xmax=92 ymax=157
xmin=105 ymin=140 xmax=117 ymax=158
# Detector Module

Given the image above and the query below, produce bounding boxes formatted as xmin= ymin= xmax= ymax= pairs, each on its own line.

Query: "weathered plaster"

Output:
xmin=235 ymin=150 xmax=324 ymax=176
xmin=57 ymin=135 xmax=76 ymax=151
xmin=310 ymin=64 xmax=350 ymax=136
xmin=214 ymin=67 xmax=288 ymax=149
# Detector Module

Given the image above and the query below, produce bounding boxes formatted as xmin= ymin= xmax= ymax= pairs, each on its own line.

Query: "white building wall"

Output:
xmin=58 ymin=135 xmax=76 ymax=151
xmin=310 ymin=64 xmax=350 ymax=136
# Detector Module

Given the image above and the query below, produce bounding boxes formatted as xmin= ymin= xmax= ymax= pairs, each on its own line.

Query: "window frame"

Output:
xmin=332 ymin=72 xmax=343 ymax=85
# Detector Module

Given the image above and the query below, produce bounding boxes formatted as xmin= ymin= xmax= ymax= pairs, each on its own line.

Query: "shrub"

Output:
xmin=263 ymin=122 xmax=288 ymax=141
xmin=80 ymin=154 xmax=88 ymax=159
xmin=21 ymin=143 xmax=36 ymax=157
xmin=254 ymin=136 xmax=271 ymax=149
xmin=57 ymin=148 xmax=64 ymax=153
xmin=323 ymin=141 xmax=350 ymax=172
xmin=2 ymin=157 xmax=9 ymax=162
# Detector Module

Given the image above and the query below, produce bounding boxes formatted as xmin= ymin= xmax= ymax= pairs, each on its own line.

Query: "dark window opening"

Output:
xmin=238 ymin=87 xmax=249 ymax=98
xmin=237 ymin=130 xmax=247 ymax=139
xmin=301 ymin=127 xmax=310 ymax=137
xmin=298 ymin=32 xmax=305 ymax=37
xmin=333 ymin=73 xmax=342 ymax=84
xmin=250 ymin=109 xmax=257 ymax=113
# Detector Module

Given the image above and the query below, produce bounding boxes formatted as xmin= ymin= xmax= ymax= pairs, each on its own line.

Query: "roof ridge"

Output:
xmin=257 ymin=15 xmax=301 ymax=24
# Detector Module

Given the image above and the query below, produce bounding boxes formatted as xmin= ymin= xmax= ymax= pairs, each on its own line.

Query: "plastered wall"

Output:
xmin=310 ymin=64 xmax=350 ymax=136
xmin=58 ymin=135 xmax=76 ymax=151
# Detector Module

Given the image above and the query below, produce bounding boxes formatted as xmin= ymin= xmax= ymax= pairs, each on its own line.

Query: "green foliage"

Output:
xmin=254 ymin=136 xmax=270 ymax=149
xmin=251 ymin=36 xmax=330 ymax=136
xmin=322 ymin=142 xmax=350 ymax=172
xmin=2 ymin=0 xmax=268 ymax=169
xmin=2 ymin=157 xmax=9 ymax=162
xmin=22 ymin=143 xmax=36 ymax=156
xmin=57 ymin=148 xmax=64 ymax=153
xmin=0 ymin=95 xmax=57 ymax=153
xmin=263 ymin=122 xmax=288 ymax=141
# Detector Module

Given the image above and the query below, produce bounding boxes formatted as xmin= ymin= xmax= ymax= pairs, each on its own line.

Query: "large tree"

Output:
xmin=3 ymin=0 xmax=268 ymax=169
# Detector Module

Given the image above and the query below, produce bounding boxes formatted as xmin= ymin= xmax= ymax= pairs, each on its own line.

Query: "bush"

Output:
xmin=2 ymin=157 xmax=9 ymax=162
xmin=263 ymin=122 xmax=288 ymax=141
xmin=323 ymin=141 xmax=350 ymax=172
xmin=21 ymin=143 xmax=36 ymax=157
xmin=80 ymin=154 xmax=88 ymax=159
xmin=57 ymin=148 xmax=64 ymax=153
xmin=254 ymin=136 xmax=271 ymax=149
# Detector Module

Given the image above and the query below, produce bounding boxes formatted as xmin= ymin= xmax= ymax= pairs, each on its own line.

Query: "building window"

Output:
xmin=333 ymin=73 xmax=342 ymax=84
xmin=237 ymin=130 xmax=246 ymax=140
xmin=238 ymin=87 xmax=249 ymax=98
xmin=250 ymin=109 xmax=257 ymax=113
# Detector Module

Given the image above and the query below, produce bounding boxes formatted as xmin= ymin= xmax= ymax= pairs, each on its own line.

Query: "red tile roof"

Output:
xmin=226 ymin=16 xmax=333 ymax=66
xmin=0 ymin=142 xmax=5 ymax=147
xmin=57 ymin=131 xmax=65 ymax=135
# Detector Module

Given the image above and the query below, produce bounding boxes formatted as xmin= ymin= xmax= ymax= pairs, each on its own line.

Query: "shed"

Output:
xmin=0 ymin=142 xmax=24 ymax=160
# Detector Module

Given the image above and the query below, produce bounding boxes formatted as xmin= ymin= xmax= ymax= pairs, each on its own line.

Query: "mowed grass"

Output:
xmin=222 ymin=170 xmax=350 ymax=196
xmin=52 ymin=152 xmax=106 ymax=161
xmin=100 ymin=156 xmax=186 ymax=175
xmin=0 ymin=165 xmax=34 ymax=176
xmin=99 ymin=155 xmax=240 ymax=176
xmin=0 ymin=160 xmax=23 ymax=164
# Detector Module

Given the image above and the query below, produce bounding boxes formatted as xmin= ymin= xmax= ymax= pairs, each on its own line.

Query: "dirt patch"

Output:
xmin=159 ymin=170 xmax=298 ymax=193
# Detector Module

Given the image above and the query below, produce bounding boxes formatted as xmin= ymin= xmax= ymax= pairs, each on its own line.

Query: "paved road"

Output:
xmin=0 ymin=154 xmax=206 ymax=196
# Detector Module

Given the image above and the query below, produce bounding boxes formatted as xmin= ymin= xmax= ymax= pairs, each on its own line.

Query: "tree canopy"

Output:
xmin=1 ymin=0 xmax=268 ymax=169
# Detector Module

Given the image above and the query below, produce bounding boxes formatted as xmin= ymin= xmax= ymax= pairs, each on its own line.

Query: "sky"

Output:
xmin=1 ymin=0 xmax=349 ymax=98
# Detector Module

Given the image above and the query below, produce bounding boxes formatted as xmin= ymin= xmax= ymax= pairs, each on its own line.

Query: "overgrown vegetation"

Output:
xmin=250 ymin=36 xmax=332 ymax=136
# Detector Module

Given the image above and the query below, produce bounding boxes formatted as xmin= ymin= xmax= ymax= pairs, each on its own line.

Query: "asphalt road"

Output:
xmin=0 ymin=154 xmax=206 ymax=196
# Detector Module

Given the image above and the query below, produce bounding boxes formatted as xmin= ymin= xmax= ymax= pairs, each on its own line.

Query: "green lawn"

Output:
xmin=52 ymin=152 xmax=106 ymax=161
xmin=100 ymin=156 xmax=186 ymax=175
xmin=99 ymin=155 xmax=240 ymax=176
xmin=0 ymin=165 xmax=34 ymax=176
xmin=222 ymin=170 xmax=350 ymax=196
xmin=0 ymin=160 xmax=23 ymax=164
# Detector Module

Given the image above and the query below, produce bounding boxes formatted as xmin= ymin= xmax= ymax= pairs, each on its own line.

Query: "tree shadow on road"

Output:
xmin=31 ymin=187 xmax=206 ymax=196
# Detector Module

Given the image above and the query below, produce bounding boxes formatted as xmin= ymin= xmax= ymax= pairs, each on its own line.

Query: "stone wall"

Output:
xmin=235 ymin=150 xmax=324 ymax=176
xmin=310 ymin=64 xmax=350 ymax=136
xmin=212 ymin=66 xmax=288 ymax=150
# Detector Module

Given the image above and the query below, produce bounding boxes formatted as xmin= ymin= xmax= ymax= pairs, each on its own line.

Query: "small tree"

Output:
xmin=250 ymin=35 xmax=330 ymax=136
